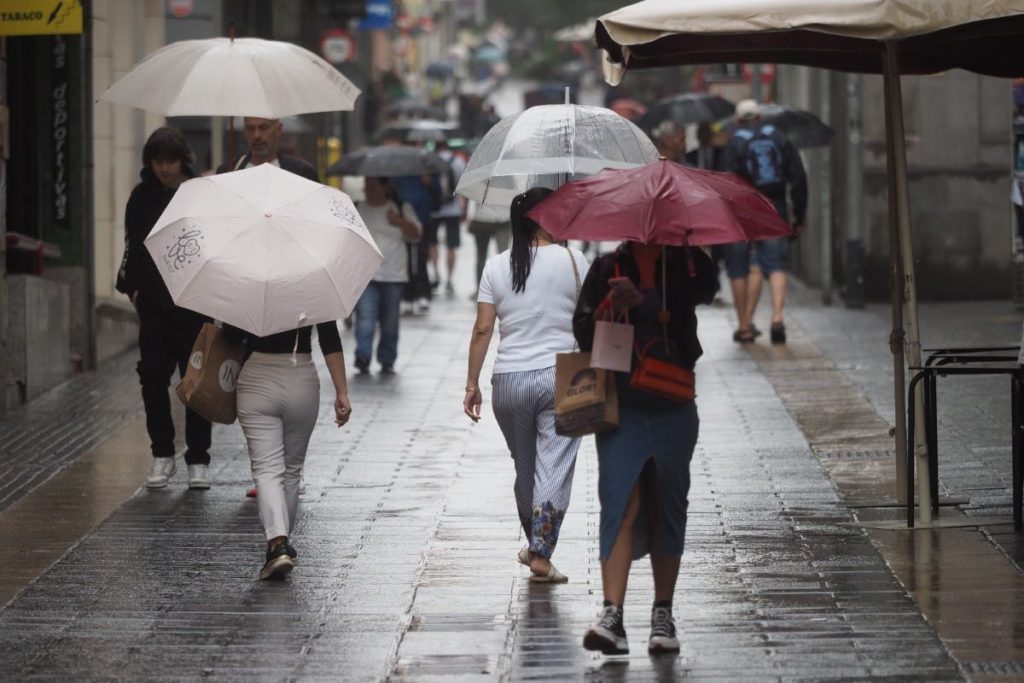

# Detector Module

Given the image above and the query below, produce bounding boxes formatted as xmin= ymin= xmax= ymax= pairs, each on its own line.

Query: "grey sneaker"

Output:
xmin=583 ymin=604 xmax=628 ymax=655
xmin=187 ymin=464 xmax=211 ymax=490
xmin=146 ymin=457 xmax=177 ymax=489
xmin=648 ymin=605 xmax=680 ymax=654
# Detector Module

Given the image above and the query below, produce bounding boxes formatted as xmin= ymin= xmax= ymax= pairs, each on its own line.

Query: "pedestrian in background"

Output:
xmin=354 ymin=177 xmax=422 ymax=375
xmin=116 ymin=127 xmax=212 ymax=491
xmin=466 ymin=200 xmax=510 ymax=296
xmin=427 ymin=141 xmax=466 ymax=296
xmin=225 ymin=320 xmax=351 ymax=580
xmin=464 ymin=187 xmax=588 ymax=583
xmin=722 ymin=99 xmax=807 ymax=344
xmin=650 ymin=119 xmax=687 ymax=164
xmin=574 ymin=242 xmax=718 ymax=656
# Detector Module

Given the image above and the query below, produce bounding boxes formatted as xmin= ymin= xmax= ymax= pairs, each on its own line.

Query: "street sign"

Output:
xmin=0 ymin=0 xmax=84 ymax=36
xmin=168 ymin=0 xmax=193 ymax=19
xmin=321 ymin=29 xmax=355 ymax=65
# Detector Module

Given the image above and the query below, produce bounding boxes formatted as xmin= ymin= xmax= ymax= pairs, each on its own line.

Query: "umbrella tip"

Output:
xmin=564 ymin=86 xmax=570 ymax=105
xmin=229 ymin=22 xmax=235 ymax=41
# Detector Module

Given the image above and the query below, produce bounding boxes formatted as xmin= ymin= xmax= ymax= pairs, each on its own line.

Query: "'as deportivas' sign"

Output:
xmin=0 ymin=1 xmax=83 ymax=36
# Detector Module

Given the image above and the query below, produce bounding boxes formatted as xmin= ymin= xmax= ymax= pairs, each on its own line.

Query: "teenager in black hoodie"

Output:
xmin=116 ymin=127 xmax=212 ymax=490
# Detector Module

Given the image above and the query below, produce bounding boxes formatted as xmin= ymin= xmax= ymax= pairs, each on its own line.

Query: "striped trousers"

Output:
xmin=491 ymin=367 xmax=581 ymax=559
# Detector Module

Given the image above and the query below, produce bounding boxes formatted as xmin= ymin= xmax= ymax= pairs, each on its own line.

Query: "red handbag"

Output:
xmin=630 ymin=340 xmax=695 ymax=402
xmin=626 ymin=249 xmax=696 ymax=402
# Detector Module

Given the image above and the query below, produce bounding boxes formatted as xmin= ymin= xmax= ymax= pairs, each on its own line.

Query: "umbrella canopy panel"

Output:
xmin=456 ymin=103 xmax=659 ymax=207
xmin=100 ymin=37 xmax=361 ymax=117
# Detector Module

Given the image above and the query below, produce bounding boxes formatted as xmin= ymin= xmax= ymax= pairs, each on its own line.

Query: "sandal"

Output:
xmin=517 ymin=547 xmax=531 ymax=566
xmin=732 ymin=328 xmax=756 ymax=343
xmin=529 ymin=563 xmax=569 ymax=583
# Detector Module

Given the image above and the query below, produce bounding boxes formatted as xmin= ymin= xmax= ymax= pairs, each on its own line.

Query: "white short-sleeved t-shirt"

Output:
xmin=358 ymin=201 xmax=420 ymax=283
xmin=478 ymin=244 xmax=589 ymax=374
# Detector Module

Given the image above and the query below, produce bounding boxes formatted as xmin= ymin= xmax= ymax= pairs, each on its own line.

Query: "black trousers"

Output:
xmin=137 ymin=305 xmax=212 ymax=464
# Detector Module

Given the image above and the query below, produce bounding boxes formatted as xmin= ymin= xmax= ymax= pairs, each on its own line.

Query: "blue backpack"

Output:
xmin=737 ymin=125 xmax=785 ymax=188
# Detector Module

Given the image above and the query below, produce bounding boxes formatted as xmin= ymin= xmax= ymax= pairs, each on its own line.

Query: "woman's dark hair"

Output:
xmin=142 ymin=126 xmax=193 ymax=168
xmin=509 ymin=187 xmax=554 ymax=293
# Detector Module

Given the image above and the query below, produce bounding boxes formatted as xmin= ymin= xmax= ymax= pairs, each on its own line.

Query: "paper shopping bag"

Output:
xmin=175 ymin=323 xmax=244 ymax=424
xmin=590 ymin=320 xmax=634 ymax=372
xmin=553 ymin=351 xmax=619 ymax=437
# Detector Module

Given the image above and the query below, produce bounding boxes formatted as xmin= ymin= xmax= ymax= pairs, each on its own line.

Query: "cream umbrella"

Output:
xmin=594 ymin=0 xmax=1024 ymax=525
xmin=100 ymin=37 xmax=360 ymax=117
xmin=145 ymin=163 xmax=381 ymax=337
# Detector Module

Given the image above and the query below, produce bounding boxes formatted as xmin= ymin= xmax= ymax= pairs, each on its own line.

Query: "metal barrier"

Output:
xmin=906 ymin=346 xmax=1023 ymax=529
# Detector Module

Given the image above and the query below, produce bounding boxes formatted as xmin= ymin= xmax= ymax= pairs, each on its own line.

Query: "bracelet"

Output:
xmin=465 ymin=386 xmax=479 ymax=392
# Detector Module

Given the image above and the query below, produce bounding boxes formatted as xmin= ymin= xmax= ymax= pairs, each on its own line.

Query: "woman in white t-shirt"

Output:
xmin=464 ymin=187 xmax=589 ymax=583
xmin=354 ymin=177 xmax=422 ymax=375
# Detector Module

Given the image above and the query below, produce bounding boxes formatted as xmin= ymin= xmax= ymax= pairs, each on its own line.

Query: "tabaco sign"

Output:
xmin=0 ymin=0 xmax=83 ymax=36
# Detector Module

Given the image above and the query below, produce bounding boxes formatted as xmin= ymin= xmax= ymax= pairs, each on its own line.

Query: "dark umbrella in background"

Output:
xmin=375 ymin=119 xmax=460 ymax=144
xmin=425 ymin=60 xmax=456 ymax=80
xmin=383 ymin=100 xmax=449 ymax=121
xmin=326 ymin=145 xmax=448 ymax=177
xmin=717 ymin=104 xmax=834 ymax=148
xmin=638 ymin=92 xmax=736 ymax=132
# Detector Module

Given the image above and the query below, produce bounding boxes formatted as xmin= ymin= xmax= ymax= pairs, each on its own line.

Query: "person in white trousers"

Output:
xmin=229 ymin=321 xmax=350 ymax=580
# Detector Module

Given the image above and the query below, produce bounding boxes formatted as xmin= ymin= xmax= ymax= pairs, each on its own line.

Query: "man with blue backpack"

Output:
xmin=723 ymin=99 xmax=808 ymax=344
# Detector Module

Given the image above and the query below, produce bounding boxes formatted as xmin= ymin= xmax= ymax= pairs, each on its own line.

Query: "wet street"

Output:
xmin=0 ymin=254 xmax=1022 ymax=681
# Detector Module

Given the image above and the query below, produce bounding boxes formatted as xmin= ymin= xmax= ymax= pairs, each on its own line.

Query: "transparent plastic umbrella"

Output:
xmin=455 ymin=103 xmax=659 ymax=207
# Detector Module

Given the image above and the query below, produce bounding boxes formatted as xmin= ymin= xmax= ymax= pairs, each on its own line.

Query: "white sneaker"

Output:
xmin=400 ymin=301 xmax=414 ymax=315
xmin=188 ymin=464 xmax=211 ymax=490
xmin=146 ymin=458 xmax=177 ymax=489
xmin=414 ymin=297 xmax=431 ymax=314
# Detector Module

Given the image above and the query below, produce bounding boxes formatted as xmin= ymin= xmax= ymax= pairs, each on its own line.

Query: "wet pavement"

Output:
xmin=0 ymin=256 xmax=1021 ymax=680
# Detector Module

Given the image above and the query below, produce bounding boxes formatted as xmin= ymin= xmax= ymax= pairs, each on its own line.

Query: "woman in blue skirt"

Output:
xmin=573 ymin=242 xmax=718 ymax=656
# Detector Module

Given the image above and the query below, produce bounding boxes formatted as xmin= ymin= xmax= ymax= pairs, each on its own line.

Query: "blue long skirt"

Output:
xmin=595 ymin=397 xmax=698 ymax=561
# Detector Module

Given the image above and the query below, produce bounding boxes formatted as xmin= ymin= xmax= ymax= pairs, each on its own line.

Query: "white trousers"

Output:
xmin=237 ymin=352 xmax=320 ymax=541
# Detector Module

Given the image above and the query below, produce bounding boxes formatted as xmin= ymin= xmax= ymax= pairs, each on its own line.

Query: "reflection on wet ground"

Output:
xmin=0 ymin=275 xmax=1020 ymax=679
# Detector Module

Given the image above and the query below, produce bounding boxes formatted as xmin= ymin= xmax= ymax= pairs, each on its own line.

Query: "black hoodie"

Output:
xmin=115 ymin=165 xmax=197 ymax=312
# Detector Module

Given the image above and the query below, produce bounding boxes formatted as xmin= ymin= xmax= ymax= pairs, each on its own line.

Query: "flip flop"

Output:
xmin=517 ymin=547 xmax=531 ymax=566
xmin=530 ymin=563 xmax=569 ymax=583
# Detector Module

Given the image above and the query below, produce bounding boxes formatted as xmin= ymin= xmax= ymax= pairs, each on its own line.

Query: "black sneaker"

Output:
xmin=583 ymin=604 xmax=628 ymax=655
xmin=380 ymin=364 xmax=396 ymax=375
xmin=354 ymin=357 xmax=370 ymax=374
xmin=259 ymin=542 xmax=297 ymax=580
xmin=648 ymin=605 xmax=680 ymax=654
xmin=770 ymin=322 xmax=786 ymax=345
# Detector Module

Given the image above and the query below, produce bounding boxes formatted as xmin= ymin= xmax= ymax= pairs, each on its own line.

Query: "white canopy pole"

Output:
xmin=882 ymin=41 xmax=931 ymax=523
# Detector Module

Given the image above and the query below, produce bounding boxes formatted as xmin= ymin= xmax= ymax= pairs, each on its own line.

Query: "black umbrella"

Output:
xmin=638 ymin=92 xmax=735 ymax=131
xmin=383 ymin=100 xmax=448 ymax=121
xmin=719 ymin=104 xmax=833 ymax=149
xmin=425 ymin=60 xmax=456 ymax=80
xmin=374 ymin=119 xmax=461 ymax=144
xmin=326 ymin=146 xmax=448 ymax=178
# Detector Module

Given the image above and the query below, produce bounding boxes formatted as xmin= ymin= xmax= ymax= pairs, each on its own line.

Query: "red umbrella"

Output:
xmin=608 ymin=98 xmax=647 ymax=121
xmin=525 ymin=159 xmax=792 ymax=247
